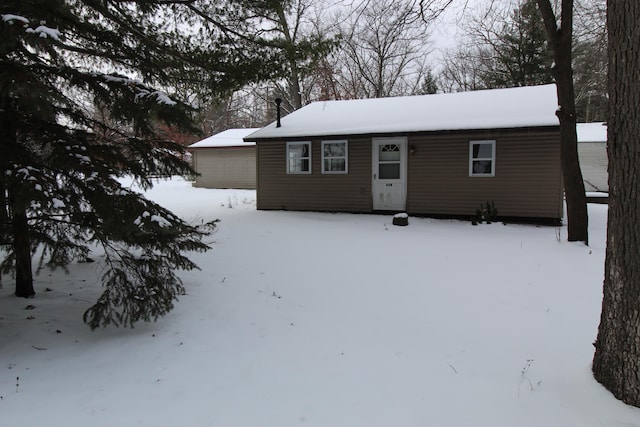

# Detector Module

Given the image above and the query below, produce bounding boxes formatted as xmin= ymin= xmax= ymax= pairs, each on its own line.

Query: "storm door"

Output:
xmin=372 ymin=137 xmax=407 ymax=211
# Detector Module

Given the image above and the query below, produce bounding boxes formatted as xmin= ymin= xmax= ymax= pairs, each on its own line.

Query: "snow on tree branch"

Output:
xmin=26 ymin=25 xmax=61 ymax=40
xmin=2 ymin=14 xmax=29 ymax=24
xmin=99 ymin=74 xmax=177 ymax=106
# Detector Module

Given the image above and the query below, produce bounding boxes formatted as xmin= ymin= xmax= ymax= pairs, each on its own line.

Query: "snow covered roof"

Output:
xmin=577 ymin=122 xmax=607 ymax=143
xmin=245 ymin=85 xmax=559 ymax=140
xmin=189 ymin=128 xmax=260 ymax=148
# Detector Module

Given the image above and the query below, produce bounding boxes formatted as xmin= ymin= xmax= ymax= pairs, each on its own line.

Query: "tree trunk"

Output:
xmin=288 ymin=58 xmax=303 ymax=109
xmin=592 ymin=0 xmax=640 ymax=407
xmin=555 ymin=53 xmax=589 ymax=244
xmin=13 ymin=209 xmax=35 ymax=297
xmin=1 ymin=96 xmax=35 ymax=298
xmin=274 ymin=5 xmax=303 ymax=110
xmin=536 ymin=0 xmax=588 ymax=244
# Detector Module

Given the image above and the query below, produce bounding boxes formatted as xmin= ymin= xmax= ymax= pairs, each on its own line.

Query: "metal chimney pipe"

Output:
xmin=275 ymin=98 xmax=282 ymax=128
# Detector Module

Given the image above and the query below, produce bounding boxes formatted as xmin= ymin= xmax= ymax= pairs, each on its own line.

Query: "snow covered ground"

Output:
xmin=1 ymin=177 xmax=639 ymax=426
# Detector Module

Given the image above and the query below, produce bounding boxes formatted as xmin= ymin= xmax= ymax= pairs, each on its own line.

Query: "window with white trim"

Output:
xmin=469 ymin=140 xmax=496 ymax=177
xmin=287 ymin=141 xmax=311 ymax=174
xmin=321 ymin=140 xmax=348 ymax=174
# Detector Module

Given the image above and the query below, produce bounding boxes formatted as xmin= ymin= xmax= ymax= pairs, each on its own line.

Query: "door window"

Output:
xmin=378 ymin=144 xmax=401 ymax=179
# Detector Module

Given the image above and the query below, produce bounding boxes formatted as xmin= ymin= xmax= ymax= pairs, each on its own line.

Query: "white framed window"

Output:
xmin=469 ymin=140 xmax=496 ymax=177
xmin=321 ymin=140 xmax=348 ymax=174
xmin=287 ymin=141 xmax=311 ymax=174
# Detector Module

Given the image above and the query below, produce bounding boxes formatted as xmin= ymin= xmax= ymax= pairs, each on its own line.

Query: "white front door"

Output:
xmin=372 ymin=137 xmax=407 ymax=211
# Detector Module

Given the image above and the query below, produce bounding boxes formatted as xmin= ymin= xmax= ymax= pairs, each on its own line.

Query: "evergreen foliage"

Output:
xmin=480 ymin=0 xmax=553 ymax=88
xmin=0 ymin=0 xmax=277 ymax=328
xmin=238 ymin=0 xmax=339 ymax=110
xmin=439 ymin=0 xmax=553 ymax=92
xmin=419 ymin=68 xmax=439 ymax=95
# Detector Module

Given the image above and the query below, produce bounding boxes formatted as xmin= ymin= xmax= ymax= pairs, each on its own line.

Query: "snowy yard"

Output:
xmin=1 ymin=177 xmax=639 ymax=426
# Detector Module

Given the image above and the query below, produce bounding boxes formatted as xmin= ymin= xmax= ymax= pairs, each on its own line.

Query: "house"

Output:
xmin=245 ymin=85 xmax=563 ymax=223
xmin=577 ymin=122 xmax=608 ymax=193
xmin=188 ymin=128 xmax=260 ymax=189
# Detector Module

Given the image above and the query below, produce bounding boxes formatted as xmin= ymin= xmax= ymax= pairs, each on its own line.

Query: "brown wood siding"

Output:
xmin=407 ymin=131 xmax=563 ymax=219
xmin=257 ymin=137 xmax=372 ymax=212
xmin=256 ymin=128 xmax=563 ymax=220
xmin=192 ymin=147 xmax=256 ymax=189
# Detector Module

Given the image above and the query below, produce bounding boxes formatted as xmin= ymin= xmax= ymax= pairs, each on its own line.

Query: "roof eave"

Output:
xmin=245 ymin=124 xmax=562 ymax=143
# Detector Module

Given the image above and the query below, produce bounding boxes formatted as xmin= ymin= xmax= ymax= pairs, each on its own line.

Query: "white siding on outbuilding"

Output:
xmin=188 ymin=128 xmax=259 ymax=189
xmin=192 ymin=147 xmax=256 ymax=189
xmin=577 ymin=123 xmax=608 ymax=192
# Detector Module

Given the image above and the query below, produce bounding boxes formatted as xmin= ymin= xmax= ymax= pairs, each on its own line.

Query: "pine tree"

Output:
xmin=0 ymin=0 xmax=278 ymax=328
xmin=438 ymin=0 xmax=553 ymax=92
xmin=419 ymin=68 xmax=439 ymax=95
xmin=480 ymin=0 xmax=554 ymax=88
xmin=244 ymin=0 xmax=337 ymax=109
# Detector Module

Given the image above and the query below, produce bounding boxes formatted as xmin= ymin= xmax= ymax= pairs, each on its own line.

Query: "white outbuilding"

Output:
xmin=577 ymin=122 xmax=608 ymax=193
xmin=188 ymin=128 xmax=259 ymax=189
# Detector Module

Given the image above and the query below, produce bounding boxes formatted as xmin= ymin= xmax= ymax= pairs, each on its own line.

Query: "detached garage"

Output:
xmin=188 ymin=128 xmax=259 ymax=189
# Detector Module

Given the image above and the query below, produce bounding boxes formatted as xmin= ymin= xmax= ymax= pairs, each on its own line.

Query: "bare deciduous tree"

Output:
xmin=536 ymin=0 xmax=588 ymax=244
xmin=573 ymin=0 xmax=607 ymax=122
xmin=438 ymin=45 xmax=494 ymax=92
xmin=334 ymin=0 xmax=433 ymax=98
